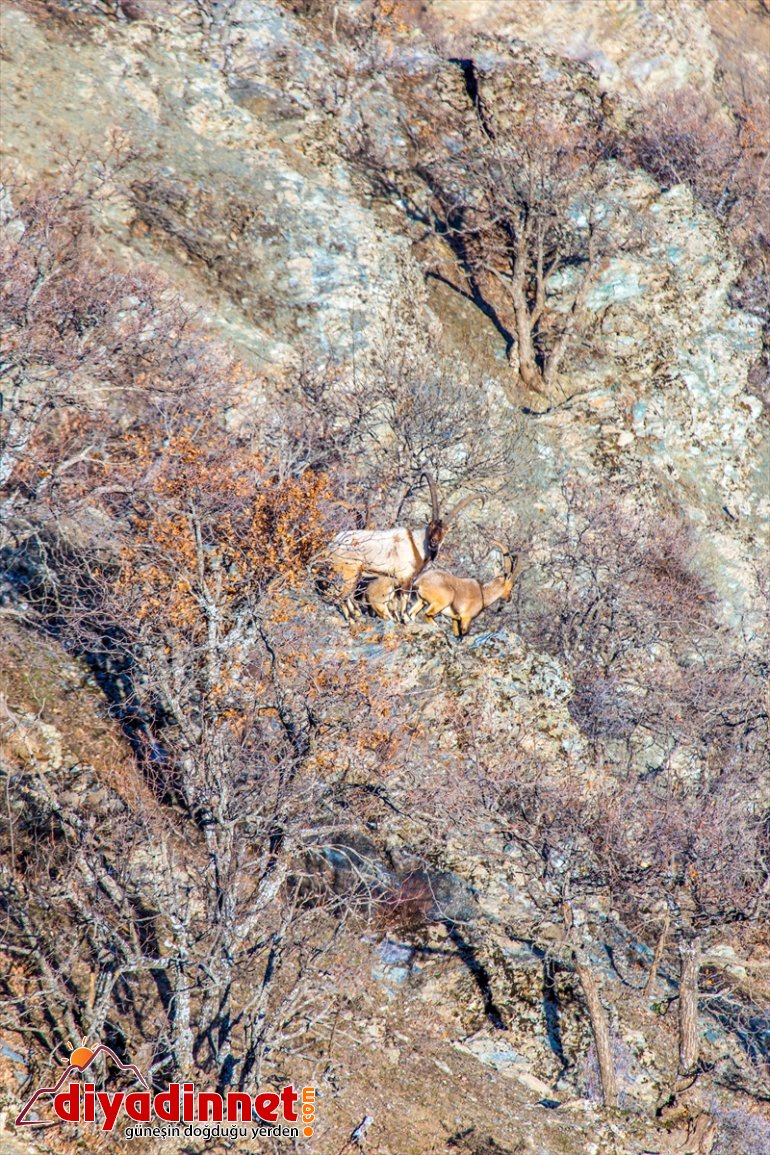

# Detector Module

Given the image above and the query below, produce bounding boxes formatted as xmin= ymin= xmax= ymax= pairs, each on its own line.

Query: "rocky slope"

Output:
xmin=1 ymin=2 xmax=768 ymax=1154
xmin=3 ymin=1 xmax=766 ymax=612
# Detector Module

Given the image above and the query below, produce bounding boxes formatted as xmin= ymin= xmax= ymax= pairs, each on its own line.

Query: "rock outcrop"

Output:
xmin=1 ymin=3 xmax=768 ymax=1153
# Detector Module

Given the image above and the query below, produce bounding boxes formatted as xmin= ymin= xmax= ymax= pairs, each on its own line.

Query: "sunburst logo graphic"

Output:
xmin=15 ymin=1039 xmax=148 ymax=1127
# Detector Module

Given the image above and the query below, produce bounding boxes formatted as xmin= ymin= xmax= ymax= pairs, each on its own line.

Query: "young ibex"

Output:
xmin=322 ymin=472 xmax=482 ymax=621
xmin=362 ymin=575 xmax=400 ymax=620
xmin=409 ymin=544 xmax=522 ymax=638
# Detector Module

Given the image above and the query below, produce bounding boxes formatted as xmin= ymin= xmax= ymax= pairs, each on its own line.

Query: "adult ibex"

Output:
xmin=408 ymin=543 xmax=522 ymax=638
xmin=323 ymin=472 xmax=483 ymax=620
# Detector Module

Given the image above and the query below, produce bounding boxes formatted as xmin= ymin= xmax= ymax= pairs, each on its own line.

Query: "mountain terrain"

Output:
xmin=0 ymin=2 xmax=768 ymax=1154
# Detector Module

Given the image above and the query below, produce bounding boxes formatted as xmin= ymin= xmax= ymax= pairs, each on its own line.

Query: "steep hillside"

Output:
xmin=1 ymin=3 xmax=768 ymax=1154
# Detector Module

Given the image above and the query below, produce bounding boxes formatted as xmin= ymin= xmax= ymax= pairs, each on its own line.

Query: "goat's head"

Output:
xmin=493 ymin=541 xmax=522 ymax=606
xmin=425 ymin=519 xmax=448 ymax=559
xmin=421 ymin=471 xmax=446 ymax=559
xmin=421 ymin=471 xmax=484 ymax=561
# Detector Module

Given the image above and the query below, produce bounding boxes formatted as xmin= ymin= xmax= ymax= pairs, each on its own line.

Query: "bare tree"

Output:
xmin=267 ymin=326 xmax=529 ymax=526
xmin=585 ymin=759 xmax=769 ymax=1089
xmin=0 ymin=174 xmax=371 ymax=1096
xmin=418 ymin=117 xmax=611 ymax=397
xmin=0 ymin=174 xmax=236 ymax=547
xmin=349 ymin=61 xmax=620 ymax=401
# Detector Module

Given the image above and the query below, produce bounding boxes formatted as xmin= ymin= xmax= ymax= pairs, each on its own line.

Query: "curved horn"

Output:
xmin=491 ymin=540 xmax=514 ymax=574
xmin=445 ymin=493 xmax=485 ymax=523
xmin=394 ymin=483 xmax=415 ymax=523
xmin=420 ymin=470 xmax=440 ymax=521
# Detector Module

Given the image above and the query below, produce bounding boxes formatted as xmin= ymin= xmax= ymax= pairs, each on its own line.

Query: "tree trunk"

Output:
xmin=510 ymin=292 xmax=547 ymax=395
xmin=573 ymin=944 xmax=618 ymax=1108
xmin=508 ymin=228 xmax=549 ymax=396
xmin=514 ymin=324 xmax=547 ymax=394
xmin=643 ymin=912 xmax=670 ymax=998
xmin=678 ymin=938 xmax=702 ymax=1075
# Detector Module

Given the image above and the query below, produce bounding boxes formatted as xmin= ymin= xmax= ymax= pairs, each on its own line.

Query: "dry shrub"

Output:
xmin=567 ymin=672 xmax=638 ymax=742
xmin=0 ymin=175 xmax=245 ymax=533
xmin=376 ymin=871 xmax=435 ymax=934
xmin=630 ymin=87 xmax=770 ymax=323
xmin=711 ymin=1105 xmax=770 ymax=1155
xmin=524 ymin=483 xmax=713 ymax=673
xmin=263 ymin=320 xmax=530 ymax=549
xmin=111 ymin=433 xmax=335 ymax=636
xmin=520 ymin=482 xmax=768 ymax=791
xmin=630 ymin=89 xmax=738 ymax=205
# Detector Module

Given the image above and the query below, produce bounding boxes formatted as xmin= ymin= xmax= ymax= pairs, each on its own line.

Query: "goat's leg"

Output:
xmin=407 ymin=595 xmax=427 ymax=621
xmin=399 ymin=589 xmax=415 ymax=622
xmin=366 ymin=578 xmax=399 ymax=620
xmin=423 ymin=601 xmax=451 ymax=629
xmin=339 ymin=569 xmax=362 ymax=622
xmin=340 ymin=598 xmax=356 ymax=622
xmin=369 ymin=597 xmax=392 ymax=621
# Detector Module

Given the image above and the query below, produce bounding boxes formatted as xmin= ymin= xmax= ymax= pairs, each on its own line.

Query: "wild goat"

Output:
xmin=362 ymin=575 xmax=400 ymax=621
xmin=408 ymin=544 xmax=522 ymax=638
xmin=322 ymin=472 xmax=482 ymax=620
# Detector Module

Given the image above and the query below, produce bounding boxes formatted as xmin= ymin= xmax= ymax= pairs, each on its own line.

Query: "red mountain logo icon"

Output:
xmin=15 ymin=1042 xmax=148 ymax=1128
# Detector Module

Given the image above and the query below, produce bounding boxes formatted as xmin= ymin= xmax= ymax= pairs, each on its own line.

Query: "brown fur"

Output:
xmin=409 ymin=548 xmax=522 ymax=638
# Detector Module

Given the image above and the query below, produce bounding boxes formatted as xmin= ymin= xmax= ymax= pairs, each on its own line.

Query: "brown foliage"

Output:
xmin=0 ymin=173 xmax=360 ymax=1096
xmin=0 ymin=175 xmax=243 ymax=532
xmin=114 ymin=433 xmax=334 ymax=633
